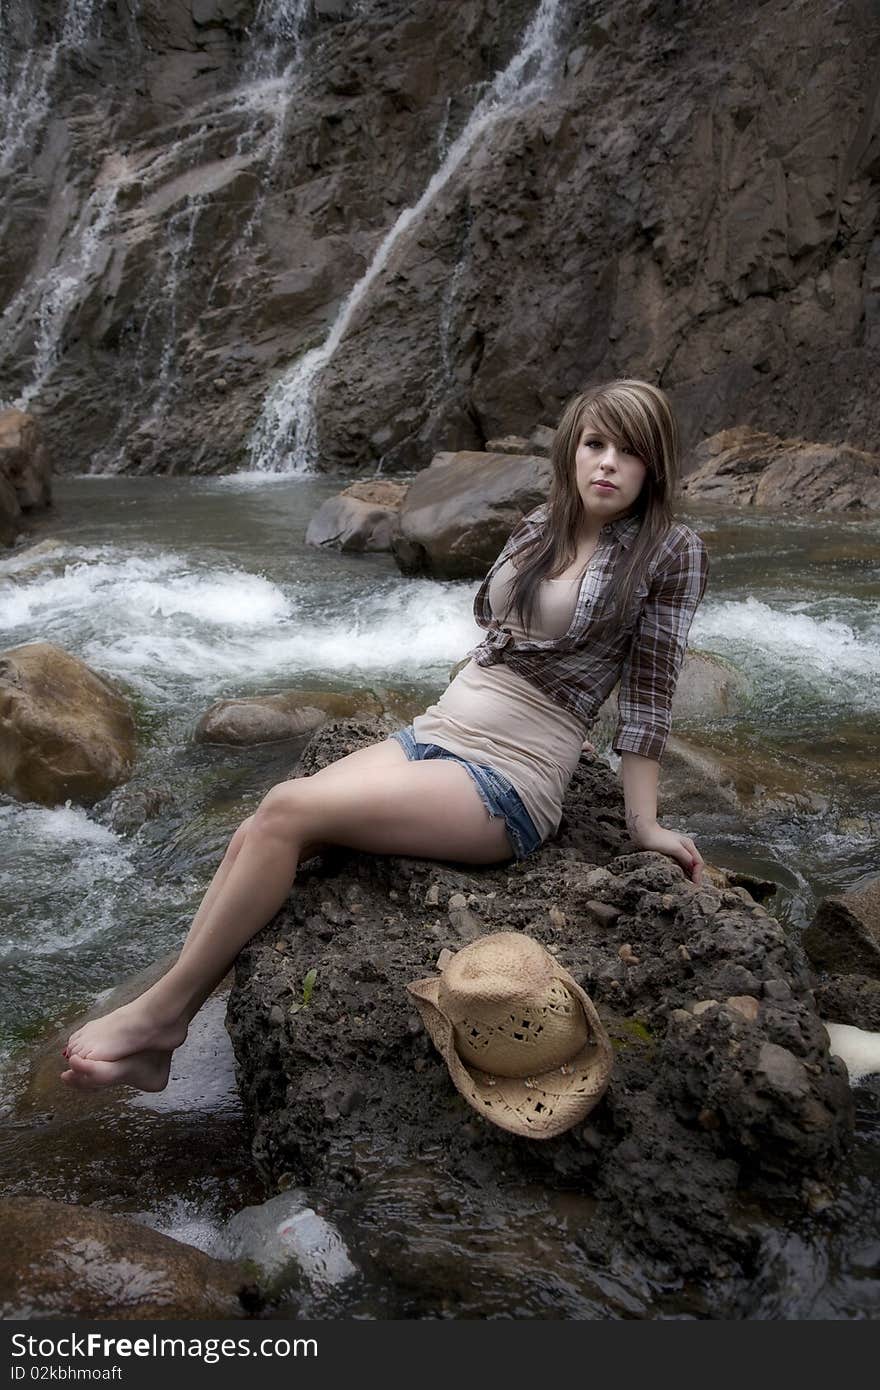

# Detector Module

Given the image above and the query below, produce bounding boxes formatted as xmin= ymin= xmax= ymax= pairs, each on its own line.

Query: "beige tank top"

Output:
xmin=412 ymin=558 xmax=588 ymax=841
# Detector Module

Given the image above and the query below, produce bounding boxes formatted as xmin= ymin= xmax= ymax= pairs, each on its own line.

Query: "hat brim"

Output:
xmin=407 ymin=961 xmax=613 ymax=1141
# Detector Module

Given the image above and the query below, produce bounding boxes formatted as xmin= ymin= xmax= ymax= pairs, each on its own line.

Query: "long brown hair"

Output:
xmin=505 ymin=379 xmax=680 ymax=632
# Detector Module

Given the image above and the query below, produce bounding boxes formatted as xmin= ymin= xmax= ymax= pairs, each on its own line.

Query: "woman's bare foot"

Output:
xmin=61 ymin=1048 xmax=173 ymax=1092
xmin=64 ymin=999 xmax=188 ymax=1064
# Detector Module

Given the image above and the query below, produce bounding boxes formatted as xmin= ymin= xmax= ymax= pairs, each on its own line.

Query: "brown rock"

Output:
xmin=194 ymin=687 xmax=416 ymax=745
xmin=658 ymin=731 xmax=832 ymax=823
xmin=392 ymin=451 xmax=551 ymax=579
xmin=726 ymin=995 xmax=760 ymax=1022
xmin=804 ymin=880 xmax=880 ymax=978
xmin=682 ymin=427 xmax=880 ymax=513
xmin=0 ymin=642 xmax=136 ymax=806
xmin=0 ymin=1196 xmax=251 ymax=1320
xmin=484 ymin=435 xmax=530 ymax=455
xmin=0 ymin=410 xmax=52 ymax=546
xmin=306 ymin=479 xmax=408 ymax=553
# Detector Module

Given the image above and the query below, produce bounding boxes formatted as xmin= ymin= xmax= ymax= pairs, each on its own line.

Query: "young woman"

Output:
xmin=62 ymin=378 xmax=708 ymax=1091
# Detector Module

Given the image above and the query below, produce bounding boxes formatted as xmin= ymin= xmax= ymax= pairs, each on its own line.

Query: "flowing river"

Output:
xmin=1 ymin=476 xmax=878 ymax=1317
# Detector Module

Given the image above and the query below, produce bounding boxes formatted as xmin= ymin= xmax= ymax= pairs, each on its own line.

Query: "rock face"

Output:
xmin=0 ymin=1196 xmax=253 ymax=1319
xmin=3 ymin=2 xmax=877 ymax=476
xmin=682 ymin=428 xmax=880 ymax=511
xmin=306 ymin=480 xmax=408 ymax=552
xmin=392 ymin=450 xmax=551 ymax=578
xmin=225 ymin=718 xmax=853 ymax=1294
xmin=0 ymin=643 xmax=136 ymax=806
xmin=0 ymin=410 xmax=52 ymax=545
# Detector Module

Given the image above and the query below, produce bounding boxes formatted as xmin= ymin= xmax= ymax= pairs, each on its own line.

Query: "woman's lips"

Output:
xmin=592 ymin=480 xmax=618 ymax=491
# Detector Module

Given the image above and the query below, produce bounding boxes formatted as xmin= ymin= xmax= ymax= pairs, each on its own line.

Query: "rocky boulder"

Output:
xmin=225 ymin=718 xmax=852 ymax=1296
xmin=805 ymin=880 xmax=880 ymax=977
xmin=0 ymin=642 xmax=136 ymax=806
xmin=306 ymin=479 xmax=408 ymax=553
xmin=682 ymin=428 xmax=880 ymax=512
xmin=392 ymin=450 xmax=551 ymax=578
xmin=0 ymin=410 xmax=52 ymax=545
xmin=195 ymin=687 xmax=413 ymax=745
xmin=0 ymin=1197 xmax=255 ymax=1319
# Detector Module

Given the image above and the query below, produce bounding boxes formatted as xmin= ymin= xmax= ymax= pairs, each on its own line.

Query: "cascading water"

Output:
xmin=0 ymin=0 xmax=104 ymax=174
xmin=0 ymin=0 xmax=313 ymax=435
xmin=247 ymin=0 xmax=566 ymax=475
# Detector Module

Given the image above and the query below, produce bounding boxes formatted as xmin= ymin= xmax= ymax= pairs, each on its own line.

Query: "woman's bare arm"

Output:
xmin=620 ymin=750 xmax=703 ymax=885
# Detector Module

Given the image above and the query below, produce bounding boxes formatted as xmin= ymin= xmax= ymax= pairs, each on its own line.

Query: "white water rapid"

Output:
xmin=247 ymin=0 xmax=566 ymax=474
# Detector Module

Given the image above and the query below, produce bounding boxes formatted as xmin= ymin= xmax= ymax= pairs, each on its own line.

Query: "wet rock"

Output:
xmin=804 ymin=879 xmax=880 ymax=978
xmin=814 ymin=974 xmax=880 ymax=1033
xmin=222 ymin=1190 xmax=356 ymax=1298
xmin=0 ymin=410 xmax=52 ymax=546
xmin=226 ymin=716 xmax=853 ymax=1286
xmin=0 ymin=642 xmax=136 ymax=806
xmin=306 ymin=480 xmax=408 ymax=553
xmin=682 ymin=427 xmax=880 ymax=513
xmin=391 ymin=450 xmax=551 ymax=579
xmin=0 ymin=1196 xmax=253 ymax=1319
xmin=657 ymin=731 xmax=832 ymax=824
xmin=194 ymin=687 xmax=416 ymax=745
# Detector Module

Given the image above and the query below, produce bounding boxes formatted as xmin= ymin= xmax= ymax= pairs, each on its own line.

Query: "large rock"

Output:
xmin=0 ymin=642 xmax=136 ymax=806
xmin=682 ymin=427 xmax=880 ymax=512
xmin=0 ymin=410 xmax=52 ymax=545
xmin=804 ymin=879 xmax=880 ymax=978
xmin=195 ymin=687 xmax=412 ymax=745
xmin=392 ymin=450 xmax=551 ymax=578
xmin=815 ymin=975 xmax=880 ymax=1033
xmin=306 ymin=480 xmax=408 ymax=553
xmin=0 ymin=1197 xmax=254 ymax=1319
xmin=224 ymin=717 xmax=852 ymax=1300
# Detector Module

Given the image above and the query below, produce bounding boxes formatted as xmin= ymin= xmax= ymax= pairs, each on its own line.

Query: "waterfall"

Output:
xmin=0 ymin=0 xmax=312 ymax=427
xmin=0 ymin=0 xmax=104 ymax=174
xmin=247 ymin=0 xmax=566 ymax=475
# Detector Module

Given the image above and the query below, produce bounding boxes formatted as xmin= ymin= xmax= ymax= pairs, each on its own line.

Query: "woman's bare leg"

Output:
xmin=62 ymin=739 xmax=513 ymax=1088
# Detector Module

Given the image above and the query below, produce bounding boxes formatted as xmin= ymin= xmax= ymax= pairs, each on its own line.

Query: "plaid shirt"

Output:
xmin=469 ymin=504 xmax=709 ymax=761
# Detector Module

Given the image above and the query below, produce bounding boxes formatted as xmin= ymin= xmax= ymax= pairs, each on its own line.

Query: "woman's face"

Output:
xmin=574 ymin=419 xmax=647 ymax=526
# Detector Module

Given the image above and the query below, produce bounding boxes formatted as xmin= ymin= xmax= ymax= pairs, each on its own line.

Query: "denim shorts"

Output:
xmin=388 ymin=725 xmax=542 ymax=861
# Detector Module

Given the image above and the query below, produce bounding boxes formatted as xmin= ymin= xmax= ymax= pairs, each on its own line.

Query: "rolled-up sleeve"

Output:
xmin=612 ymin=532 xmax=709 ymax=761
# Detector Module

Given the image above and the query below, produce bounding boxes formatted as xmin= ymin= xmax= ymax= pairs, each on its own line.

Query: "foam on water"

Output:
xmin=824 ymin=1023 xmax=880 ymax=1085
xmin=1 ymin=550 xmax=292 ymax=632
xmin=693 ymin=597 xmax=880 ymax=709
xmin=1 ymin=544 xmax=477 ymax=698
xmin=0 ymin=802 xmax=133 ymax=956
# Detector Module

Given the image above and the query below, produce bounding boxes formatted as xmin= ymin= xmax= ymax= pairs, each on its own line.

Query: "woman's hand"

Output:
xmin=630 ymin=821 xmax=704 ymax=885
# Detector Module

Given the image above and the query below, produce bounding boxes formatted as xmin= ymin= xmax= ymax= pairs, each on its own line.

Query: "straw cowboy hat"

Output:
xmin=407 ymin=932 xmax=613 ymax=1140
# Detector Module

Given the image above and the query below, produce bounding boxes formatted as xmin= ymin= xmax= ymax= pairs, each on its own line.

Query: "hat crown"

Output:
xmin=439 ymin=933 xmax=590 ymax=1079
